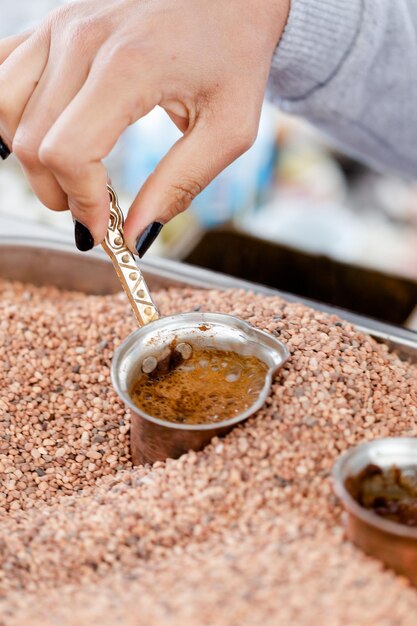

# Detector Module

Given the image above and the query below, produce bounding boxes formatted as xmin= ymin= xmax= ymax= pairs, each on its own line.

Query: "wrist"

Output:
xmin=240 ymin=0 xmax=291 ymax=52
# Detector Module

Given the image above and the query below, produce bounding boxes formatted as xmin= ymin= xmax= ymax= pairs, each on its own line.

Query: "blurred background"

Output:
xmin=2 ymin=0 xmax=417 ymax=327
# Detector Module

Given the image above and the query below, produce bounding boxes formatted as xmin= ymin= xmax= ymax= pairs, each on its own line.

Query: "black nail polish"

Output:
xmin=0 ymin=137 xmax=11 ymax=160
xmin=135 ymin=222 xmax=163 ymax=258
xmin=74 ymin=220 xmax=94 ymax=252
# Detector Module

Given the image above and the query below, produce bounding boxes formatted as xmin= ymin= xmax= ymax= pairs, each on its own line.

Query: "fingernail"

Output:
xmin=0 ymin=137 xmax=11 ymax=160
xmin=74 ymin=220 xmax=94 ymax=252
xmin=135 ymin=222 xmax=163 ymax=258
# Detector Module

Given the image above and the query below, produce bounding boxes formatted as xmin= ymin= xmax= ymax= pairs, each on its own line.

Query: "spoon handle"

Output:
xmin=102 ymin=185 xmax=159 ymax=327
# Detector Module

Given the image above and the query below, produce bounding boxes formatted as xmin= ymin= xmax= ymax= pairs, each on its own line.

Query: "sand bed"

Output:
xmin=1 ymin=280 xmax=417 ymax=625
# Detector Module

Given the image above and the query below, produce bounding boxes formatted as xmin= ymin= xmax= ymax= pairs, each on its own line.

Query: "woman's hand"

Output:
xmin=0 ymin=0 xmax=289 ymax=254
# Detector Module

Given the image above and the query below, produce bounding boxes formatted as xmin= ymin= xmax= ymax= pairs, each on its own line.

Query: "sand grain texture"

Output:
xmin=1 ymin=280 xmax=417 ymax=625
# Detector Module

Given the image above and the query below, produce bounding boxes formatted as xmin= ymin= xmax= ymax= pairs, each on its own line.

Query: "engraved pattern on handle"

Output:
xmin=102 ymin=185 xmax=159 ymax=327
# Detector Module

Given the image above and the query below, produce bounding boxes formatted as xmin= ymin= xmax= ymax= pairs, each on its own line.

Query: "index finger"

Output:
xmin=0 ymin=30 xmax=33 ymax=64
xmin=39 ymin=65 xmax=156 ymax=243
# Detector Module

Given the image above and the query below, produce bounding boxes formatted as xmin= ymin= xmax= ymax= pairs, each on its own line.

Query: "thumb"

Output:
xmin=123 ymin=116 xmax=255 ymax=257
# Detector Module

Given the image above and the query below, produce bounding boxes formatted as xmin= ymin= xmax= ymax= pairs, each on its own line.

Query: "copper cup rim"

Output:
xmin=332 ymin=437 xmax=417 ymax=540
xmin=111 ymin=311 xmax=290 ymax=432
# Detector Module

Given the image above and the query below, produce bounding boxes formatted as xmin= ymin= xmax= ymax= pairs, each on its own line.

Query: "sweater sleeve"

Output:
xmin=268 ymin=0 xmax=417 ymax=179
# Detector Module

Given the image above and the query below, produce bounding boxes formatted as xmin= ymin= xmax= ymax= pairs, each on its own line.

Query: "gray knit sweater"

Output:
xmin=269 ymin=0 xmax=417 ymax=179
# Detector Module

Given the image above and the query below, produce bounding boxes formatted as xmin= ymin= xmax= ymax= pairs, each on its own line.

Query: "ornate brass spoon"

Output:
xmin=101 ymin=185 xmax=158 ymax=326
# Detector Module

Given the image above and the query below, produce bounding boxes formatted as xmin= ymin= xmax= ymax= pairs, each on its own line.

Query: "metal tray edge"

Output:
xmin=0 ymin=235 xmax=416 ymax=362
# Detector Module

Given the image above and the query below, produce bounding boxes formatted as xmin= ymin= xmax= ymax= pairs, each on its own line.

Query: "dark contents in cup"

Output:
xmin=130 ymin=346 xmax=268 ymax=425
xmin=345 ymin=463 xmax=417 ymax=527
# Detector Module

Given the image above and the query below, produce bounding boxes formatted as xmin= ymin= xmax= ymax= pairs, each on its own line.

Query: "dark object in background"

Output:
xmin=185 ymin=228 xmax=417 ymax=325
